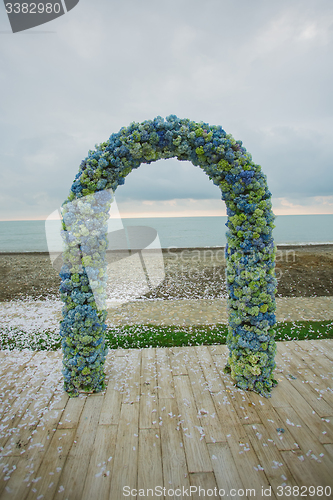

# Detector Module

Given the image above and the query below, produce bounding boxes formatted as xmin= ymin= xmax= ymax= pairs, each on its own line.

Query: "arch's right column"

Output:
xmin=220 ymin=157 xmax=277 ymax=397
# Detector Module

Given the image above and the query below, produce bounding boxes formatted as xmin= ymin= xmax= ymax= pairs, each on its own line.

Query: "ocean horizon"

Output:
xmin=0 ymin=214 xmax=333 ymax=253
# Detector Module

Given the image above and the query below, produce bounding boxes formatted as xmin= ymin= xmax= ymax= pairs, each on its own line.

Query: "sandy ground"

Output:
xmin=0 ymin=245 xmax=332 ymax=302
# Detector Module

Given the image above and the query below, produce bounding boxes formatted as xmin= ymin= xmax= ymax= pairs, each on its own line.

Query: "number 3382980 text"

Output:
xmin=5 ymin=3 xmax=61 ymax=14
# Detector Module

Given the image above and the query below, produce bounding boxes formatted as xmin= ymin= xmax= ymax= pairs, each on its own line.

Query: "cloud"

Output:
xmin=273 ymin=196 xmax=333 ymax=215
xmin=0 ymin=0 xmax=332 ymax=219
xmin=116 ymin=198 xmax=227 ymax=219
xmin=115 ymin=159 xmax=221 ymax=202
xmin=239 ymin=125 xmax=333 ymax=199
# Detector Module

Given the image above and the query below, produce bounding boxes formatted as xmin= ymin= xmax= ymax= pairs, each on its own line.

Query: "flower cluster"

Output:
xmin=61 ymin=115 xmax=277 ymax=397
xmin=60 ymin=190 xmax=112 ymax=395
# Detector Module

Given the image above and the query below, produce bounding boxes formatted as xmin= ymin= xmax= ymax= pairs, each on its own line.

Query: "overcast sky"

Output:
xmin=1 ymin=0 xmax=332 ymax=220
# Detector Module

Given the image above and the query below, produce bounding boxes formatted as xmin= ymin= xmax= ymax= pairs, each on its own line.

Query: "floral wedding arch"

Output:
xmin=60 ymin=115 xmax=277 ymax=397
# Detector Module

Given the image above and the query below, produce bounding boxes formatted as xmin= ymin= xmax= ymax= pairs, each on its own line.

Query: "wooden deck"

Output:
xmin=0 ymin=340 xmax=332 ymax=499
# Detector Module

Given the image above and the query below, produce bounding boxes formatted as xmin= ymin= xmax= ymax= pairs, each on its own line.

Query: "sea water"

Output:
xmin=0 ymin=214 xmax=332 ymax=252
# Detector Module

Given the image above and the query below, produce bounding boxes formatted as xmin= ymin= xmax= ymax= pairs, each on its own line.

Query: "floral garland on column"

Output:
xmin=60 ymin=115 xmax=277 ymax=397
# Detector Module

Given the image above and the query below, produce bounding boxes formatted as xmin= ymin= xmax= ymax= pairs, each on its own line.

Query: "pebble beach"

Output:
xmin=0 ymin=245 xmax=332 ymax=337
xmin=1 ymin=245 xmax=332 ymax=302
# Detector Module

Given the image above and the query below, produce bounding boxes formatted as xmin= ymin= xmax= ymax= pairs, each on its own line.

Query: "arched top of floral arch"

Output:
xmin=60 ymin=115 xmax=277 ymax=398
xmin=68 ymin=115 xmax=272 ymax=225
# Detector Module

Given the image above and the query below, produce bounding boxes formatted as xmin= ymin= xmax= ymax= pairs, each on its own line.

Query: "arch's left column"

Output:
xmin=59 ymin=190 xmax=112 ymax=396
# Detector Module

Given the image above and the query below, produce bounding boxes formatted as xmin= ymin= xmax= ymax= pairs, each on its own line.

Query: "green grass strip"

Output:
xmin=105 ymin=320 xmax=333 ymax=350
xmin=1 ymin=320 xmax=332 ymax=351
xmin=106 ymin=323 xmax=228 ymax=349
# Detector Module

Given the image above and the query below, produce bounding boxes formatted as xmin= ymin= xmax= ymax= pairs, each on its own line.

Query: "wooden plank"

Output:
xmin=310 ymin=340 xmax=333 ymax=361
xmin=141 ymin=348 xmax=157 ymax=392
xmin=293 ymin=368 xmax=333 ymax=408
xmin=208 ymin=344 xmax=228 ymax=357
xmin=295 ymin=339 xmax=330 ymax=359
xmin=271 ymin=375 xmax=333 ymax=443
xmin=57 ymin=395 xmax=86 ymax=429
xmin=99 ymin=356 xmax=124 ymax=426
xmin=291 ymin=344 xmax=333 ymax=378
xmin=24 ymin=429 xmax=75 ymax=500
xmin=189 ymin=472 xmax=219 ymax=500
xmin=304 ymin=354 xmax=333 ymax=378
xmin=159 ymin=398 xmax=190 ymax=499
xmin=297 ymin=339 xmax=333 ymax=367
xmin=114 ymin=347 xmax=128 ymax=357
xmin=139 ymin=348 xmax=159 ymax=429
xmin=0 ymin=349 xmax=36 ymax=371
xmin=103 ymin=349 xmax=116 ymax=369
xmin=173 ymin=375 xmax=212 ymax=473
xmin=0 ymin=456 xmax=20 ymax=497
xmin=169 ymin=347 xmax=188 ymax=376
xmin=275 ymin=346 xmax=304 ymax=384
xmin=140 ymin=349 xmax=157 ymax=397
xmin=55 ymin=394 xmax=104 ymax=500
xmin=278 ymin=340 xmax=302 ymax=355
xmin=0 ymin=352 xmax=60 ymax=454
xmin=324 ymin=443 xmax=333 ymax=460
xmin=108 ymin=402 xmax=139 ymax=499
xmin=226 ymin=389 xmax=261 ymax=426
xmin=274 ymin=347 xmax=296 ymax=376
xmin=212 ymin=353 xmax=263 ymax=425
xmin=6 ymin=370 xmax=64 ymax=457
xmin=0 ymin=351 xmax=35 ymax=384
xmin=274 ymin=406 xmax=333 ymax=479
xmin=270 ymin=373 xmax=306 ymax=408
xmin=253 ymin=407 xmax=300 ymax=451
xmin=0 ymin=456 xmax=45 ymax=500
xmin=15 ymin=390 xmax=69 ymax=460
xmin=278 ymin=338 xmax=300 ymax=367
xmin=311 ymin=339 xmax=333 ymax=351
xmin=195 ymin=346 xmax=225 ymax=394
xmin=211 ymin=392 xmax=274 ymax=497
xmin=244 ymin=423 xmax=297 ymax=492
xmin=0 ymin=352 xmax=48 ymax=423
xmin=139 ymin=394 xmax=159 ymax=430
xmin=105 ymin=355 xmax=127 ymax=393
xmin=156 ymin=348 xmax=175 ymax=399
xmin=295 ymin=340 xmax=317 ymax=353
xmin=320 ymin=414 xmax=333 ymax=440
xmin=0 ymin=390 xmax=67 ymax=497
xmin=137 ymin=428 xmax=163 ymax=493
xmin=122 ymin=349 xmax=141 ymax=404
xmin=272 ymin=370 xmax=330 ymax=418
xmin=183 ymin=346 xmax=198 ymax=360
xmin=281 ymin=449 xmax=333 ymax=489
xmin=81 ymin=425 xmax=118 ymax=500
xmin=185 ymin=350 xmax=227 ymax=444
xmin=278 ymin=342 xmax=333 ymax=407
xmin=207 ymin=442 xmax=244 ymax=495
xmin=50 ymin=391 xmax=69 ymax=412
xmin=211 ymin=390 xmax=248 ymax=433
xmin=274 ymin=352 xmax=292 ymax=376
xmin=0 ymin=379 xmax=69 ymax=500
xmin=246 ymin=389 xmax=273 ymax=410
xmin=211 ymin=352 xmax=242 ymax=391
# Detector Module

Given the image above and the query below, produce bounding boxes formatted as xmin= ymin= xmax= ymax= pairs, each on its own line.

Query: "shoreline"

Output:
xmin=1 ymin=242 xmax=333 ymax=255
